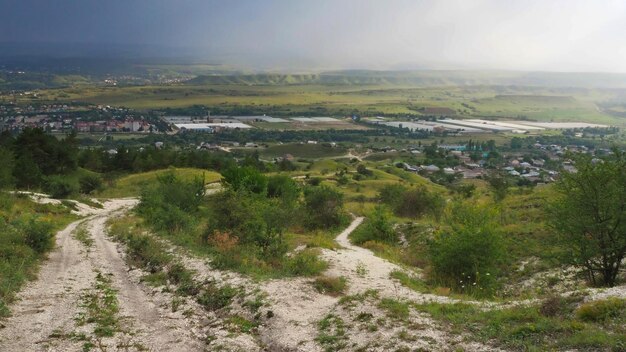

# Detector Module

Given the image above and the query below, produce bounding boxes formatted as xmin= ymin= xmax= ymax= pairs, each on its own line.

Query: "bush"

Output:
xmin=79 ymin=173 xmax=103 ymax=194
xmin=20 ymin=217 xmax=54 ymax=254
xmin=284 ymin=249 xmax=328 ymax=277
xmin=197 ymin=281 xmax=238 ymax=310
xmin=307 ymin=177 xmax=322 ymax=186
xmin=379 ymin=185 xmax=445 ymax=220
xmin=303 ymin=185 xmax=346 ymax=229
xmin=221 ymin=166 xmax=268 ymax=195
xmin=428 ymin=203 xmax=504 ymax=296
xmin=137 ymin=171 xmax=204 ymax=232
xmin=576 ymin=298 xmax=626 ymax=322
xmin=267 ymin=175 xmax=299 ymax=203
xmin=313 ymin=276 xmax=347 ymax=296
xmin=351 ymin=206 xmax=397 ymax=244
xmin=45 ymin=175 xmax=77 ymax=199
xmin=356 ymin=164 xmax=373 ymax=176
xmin=125 ymin=235 xmax=171 ymax=273
xmin=207 ymin=191 xmax=289 ymax=258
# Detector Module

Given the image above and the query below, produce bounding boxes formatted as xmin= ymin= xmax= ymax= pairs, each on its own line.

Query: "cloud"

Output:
xmin=1 ymin=0 xmax=626 ymax=72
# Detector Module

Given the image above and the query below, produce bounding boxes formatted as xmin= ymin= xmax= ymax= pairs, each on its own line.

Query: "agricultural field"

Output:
xmin=9 ymin=81 xmax=626 ymax=126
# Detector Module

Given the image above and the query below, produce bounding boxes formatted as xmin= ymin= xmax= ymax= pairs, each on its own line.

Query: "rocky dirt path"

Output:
xmin=0 ymin=198 xmax=207 ymax=352
xmin=258 ymin=217 xmax=493 ymax=352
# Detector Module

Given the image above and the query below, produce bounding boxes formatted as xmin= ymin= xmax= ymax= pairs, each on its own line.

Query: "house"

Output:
xmin=424 ymin=165 xmax=440 ymax=173
xmin=461 ymin=168 xmax=485 ymax=179
xmin=443 ymin=167 xmax=456 ymax=175
xmin=522 ymin=171 xmax=541 ymax=178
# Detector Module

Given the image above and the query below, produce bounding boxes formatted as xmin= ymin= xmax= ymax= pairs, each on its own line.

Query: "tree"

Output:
xmin=221 ymin=166 xmax=268 ymax=195
xmin=267 ymin=175 xmax=300 ymax=204
xmin=487 ymin=173 xmax=509 ymax=204
xmin=303 ymin=185 xmax=345 ymax=229
xmin=549 ymin=151 xmax=626 ymax=287
xmin=0 ymin=147 xmax=14 ymax=189
xmin=379 ymin=185 xmax=445 ymax=220
xmin=510 ymin=137 xmax=523 ymax=149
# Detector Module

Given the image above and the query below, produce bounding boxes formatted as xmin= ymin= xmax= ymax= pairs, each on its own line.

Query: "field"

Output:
xmin=257 ymin=143 xmax=348 ymax=159
xmin=9 ymin=82 xmax=626 ymax=126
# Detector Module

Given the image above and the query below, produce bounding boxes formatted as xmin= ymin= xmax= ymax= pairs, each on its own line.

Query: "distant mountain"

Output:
xmin=187 ymin=70 xmax=626 ymax=89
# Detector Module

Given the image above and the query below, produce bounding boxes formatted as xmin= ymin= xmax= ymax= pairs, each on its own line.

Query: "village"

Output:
xmin=0 ymin=102 xmax=155 ymax=133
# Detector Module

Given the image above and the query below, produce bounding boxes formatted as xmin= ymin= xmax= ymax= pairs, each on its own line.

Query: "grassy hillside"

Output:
xmin=97 ymin=168 xmax=222 ymax=198
xmin=259 ymin=143 xmax=347 ymax=159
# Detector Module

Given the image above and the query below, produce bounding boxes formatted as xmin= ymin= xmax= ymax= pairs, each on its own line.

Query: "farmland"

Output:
xmin=7 ymin=79 xmax=626 ymax=126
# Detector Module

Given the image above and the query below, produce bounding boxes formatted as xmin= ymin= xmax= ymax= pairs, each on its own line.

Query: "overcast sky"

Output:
xmin=2 ymin=0 xmax=626 ymax=72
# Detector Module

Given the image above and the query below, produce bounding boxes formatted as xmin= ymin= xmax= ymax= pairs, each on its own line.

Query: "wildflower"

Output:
xmin=486 ymin=273 xmax=490 ymax=276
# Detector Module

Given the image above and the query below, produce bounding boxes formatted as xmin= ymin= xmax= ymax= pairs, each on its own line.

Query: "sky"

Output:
xmin=2 ymin=0 xmax=626 ymax=72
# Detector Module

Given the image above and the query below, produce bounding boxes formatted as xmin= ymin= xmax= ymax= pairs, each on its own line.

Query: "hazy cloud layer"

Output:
xmin=2 ymin=0 xmax=626 ymax=71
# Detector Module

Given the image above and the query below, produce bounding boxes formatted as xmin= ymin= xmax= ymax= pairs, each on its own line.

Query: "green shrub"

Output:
xmin=428 ymin=203 xmax=504 ymax=296
xmin=379 ymin=184 xmax=445 ymax=220
xmin=350 ymin=205 xmax=396 ymax=244
xmin=267 ymin=174 xmax=299 ymax=203
xmin=284 ymin=249 xmax=328 ymax=277
xmin=576 ymin=298 xmax=626 ymax=322
xmin=313 ymin=275 xmax=347 ymax=296
xmin=167 ymin=263 xmax=199 ymax=296
xmin=79 ymin=173 xmax=103 ymax=194
xmin=197 ymin=281 xmax=238 ymax=310
xmin=125 ymin=235 xmax=171 ymax=273
xmin=221 ymin=166 xmax=268 ymax=195
xmin=303 ymin=185 xmax=346 ymax=229
xmin=44 ymin=175 xmax=77 ymax=199
xmin=137 ymin=171 xmax=204 ymax=232
xmin=20 ymin=217 xmax=54 ymax=254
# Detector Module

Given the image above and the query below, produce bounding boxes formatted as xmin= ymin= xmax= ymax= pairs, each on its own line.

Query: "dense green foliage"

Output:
xmin=0 ymin=128 xmax=78 ymax=189
xmin=378 ymin=184 xmax=445 ymax=220
xmin=351 ymin=206 xmax=397 ymax=245
xmin=133 ymin=166 xmax=340 ymax=279
xmin=428 ymin=203 xmax=505 ymax=296
xmin=136 ymin=171 xmax=205 ymax=232
xmin=550 ymin=151 xmax=626 ymax=287
xmin=303 ymin=185 xmax=347 ymax=229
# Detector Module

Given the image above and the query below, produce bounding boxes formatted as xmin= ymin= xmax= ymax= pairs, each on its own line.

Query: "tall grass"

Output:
xmin=0 ymin=192 xmax=76 ymax=317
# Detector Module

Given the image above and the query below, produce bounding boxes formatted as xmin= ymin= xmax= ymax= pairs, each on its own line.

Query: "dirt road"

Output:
xmin=0 ymin=199 xmax=206 ymax=352
xmin=1 ymin=204 xmax=497 ymax=351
